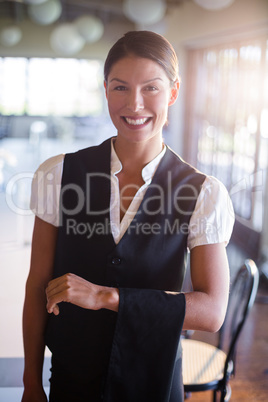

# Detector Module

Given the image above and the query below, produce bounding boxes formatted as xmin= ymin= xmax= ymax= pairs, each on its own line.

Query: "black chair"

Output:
xmin=182 ymin=259 xmax=259 ymax=401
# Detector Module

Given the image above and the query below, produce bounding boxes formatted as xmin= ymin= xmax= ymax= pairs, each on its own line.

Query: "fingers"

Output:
xmin=46 ymin=273 xmax=74 ymax=315
xmin=46 ymin=295 xmax=60 ymax=315
xmin=51 ymin=304 xmax=60 ymax=315
xmin=46 ymin=300 xmax=59 ymax=315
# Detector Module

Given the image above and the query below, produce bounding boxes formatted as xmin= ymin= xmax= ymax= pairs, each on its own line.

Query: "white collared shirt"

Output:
xmin=109 ymin=139 xmax=166 ymax=243
xmin=30 ymin=139 xmax=234 ymax=250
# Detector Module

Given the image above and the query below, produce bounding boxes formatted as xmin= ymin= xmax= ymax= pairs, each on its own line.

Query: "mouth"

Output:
xmin=122 ymin=116 xmax=152 ymax=126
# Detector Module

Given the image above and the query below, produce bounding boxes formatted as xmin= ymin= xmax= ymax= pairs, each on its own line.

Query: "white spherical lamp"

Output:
xmin=28 ymin=0 xmax=62 ymax=25
xmin=50 ymin=23 xmax=85 ymax=55
xmin=123 ymin=0 xmax=166 ymax=26
xmin=0 ymin=26 xmax=22 ymax=47
xmin=74 ymin=15 xmax=104 ymax=43
xmin=193 ymin=0 xmax=235 ymax=10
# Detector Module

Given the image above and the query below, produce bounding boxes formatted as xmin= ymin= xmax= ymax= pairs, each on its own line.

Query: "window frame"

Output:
xmin=183 ymin=33 xmax=268 ymax=259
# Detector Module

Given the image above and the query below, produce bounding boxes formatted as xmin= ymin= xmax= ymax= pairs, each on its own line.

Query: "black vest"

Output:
xmin=45 ymin=138 xmax=206 ymax=383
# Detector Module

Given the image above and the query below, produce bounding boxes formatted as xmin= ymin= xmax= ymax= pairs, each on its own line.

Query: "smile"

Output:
xmin=123 ymin=117 xmax=151 ymax=126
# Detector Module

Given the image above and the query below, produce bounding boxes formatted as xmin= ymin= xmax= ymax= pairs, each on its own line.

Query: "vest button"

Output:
xmin=111 ymin=257 xmax=121 ymax=265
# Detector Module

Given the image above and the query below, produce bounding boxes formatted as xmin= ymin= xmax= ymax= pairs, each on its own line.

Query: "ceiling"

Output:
xmin=0 ymin=0 xmax=188 ymax=25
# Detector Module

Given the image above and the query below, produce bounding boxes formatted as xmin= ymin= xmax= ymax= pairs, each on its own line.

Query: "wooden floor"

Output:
xmin=184 ymin=277 xmax=268 ymax=401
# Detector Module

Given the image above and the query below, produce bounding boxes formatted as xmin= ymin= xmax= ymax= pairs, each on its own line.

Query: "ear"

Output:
xmin=168 ymin=80 xmax=180 ymax=106
xmin=104 ymin=80 xmax=108 ymax=99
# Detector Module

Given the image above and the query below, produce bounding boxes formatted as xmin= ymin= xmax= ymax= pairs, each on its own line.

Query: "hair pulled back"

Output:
xmin=104 ymin=31 xmax=179 ymax=84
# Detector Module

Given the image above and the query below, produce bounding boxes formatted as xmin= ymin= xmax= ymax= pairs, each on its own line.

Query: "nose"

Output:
xmin=127 ymin=89 xmax=144 ymax=112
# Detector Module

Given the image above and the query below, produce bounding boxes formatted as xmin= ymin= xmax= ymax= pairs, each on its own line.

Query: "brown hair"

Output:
xmin=104 ymin=30 xmax=179 ymax=84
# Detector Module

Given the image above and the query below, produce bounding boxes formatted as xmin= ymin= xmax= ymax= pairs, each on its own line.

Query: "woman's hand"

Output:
xmin=46 ymin=273 xmax=119 ymax=314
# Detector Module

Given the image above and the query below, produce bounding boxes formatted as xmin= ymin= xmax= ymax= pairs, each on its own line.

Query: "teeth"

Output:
xmin=125 ymin=117 xmax=149 ymax=125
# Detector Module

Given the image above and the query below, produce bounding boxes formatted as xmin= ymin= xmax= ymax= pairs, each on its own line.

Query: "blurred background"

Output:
xmin=0 ymin=0 xmax=267 ymax=400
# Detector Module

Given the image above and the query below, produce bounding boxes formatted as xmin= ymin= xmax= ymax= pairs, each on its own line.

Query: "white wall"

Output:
xmin=165 ymin=0 xmax=268 ymax=43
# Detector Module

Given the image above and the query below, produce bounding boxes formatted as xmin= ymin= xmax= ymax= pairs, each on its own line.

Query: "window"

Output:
xmin=184 ymin=35 xmax=268 ymax=237
xmin=0 ymin=57 xmax=104 ymax=117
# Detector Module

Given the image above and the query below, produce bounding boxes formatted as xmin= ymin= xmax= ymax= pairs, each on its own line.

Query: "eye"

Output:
xmin=114 ymin=85 xmax=127 ymax=91
xmin=144 ymin=85 xmax=158 ymax=92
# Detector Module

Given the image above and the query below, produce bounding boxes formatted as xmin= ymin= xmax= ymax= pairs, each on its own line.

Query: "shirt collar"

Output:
xmin=111 ymin=138 xmax=122 ymax=175
xmin=110 ymin=138 xmax=166 ymax=184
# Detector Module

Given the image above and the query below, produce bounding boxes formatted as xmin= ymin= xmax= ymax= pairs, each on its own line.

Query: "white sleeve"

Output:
xmin=187 ymin=176 xmax=235 ymax=250
xmin=30 ymin=154 xmax=64 ymax=227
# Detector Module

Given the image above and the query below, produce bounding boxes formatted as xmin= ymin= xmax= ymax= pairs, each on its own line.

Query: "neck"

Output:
xmin=113 ymin=135 xmax=163 ymax=173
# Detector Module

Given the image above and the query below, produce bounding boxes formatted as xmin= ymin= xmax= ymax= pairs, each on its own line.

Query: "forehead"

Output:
xmin=107 ymin=56 xmax=169 ymax=82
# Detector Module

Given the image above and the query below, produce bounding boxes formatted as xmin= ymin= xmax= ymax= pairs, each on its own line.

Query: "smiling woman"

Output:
xmin=104 ymin=56 xmax=179 ymax=148
xmin=22 ymin=31 xmax=234 ymax=402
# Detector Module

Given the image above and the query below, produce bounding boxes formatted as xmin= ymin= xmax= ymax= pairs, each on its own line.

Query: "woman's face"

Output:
xmin=104 ymin=56 xmax=178 ymax=145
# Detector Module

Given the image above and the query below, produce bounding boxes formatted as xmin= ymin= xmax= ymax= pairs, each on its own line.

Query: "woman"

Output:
xmin=22 ymin=31 xmax=234 ymax=402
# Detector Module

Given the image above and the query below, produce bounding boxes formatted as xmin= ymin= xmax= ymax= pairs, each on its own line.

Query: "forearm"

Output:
xmin=183 ymin=243 xmax=230 ymax=333
xmin=102 ymin=287 xmax=225 ymax=332
xmin=23 ymin=279 xmax=48 ymax=388
xmin=183 ymin=290 xmax=227 ymax=333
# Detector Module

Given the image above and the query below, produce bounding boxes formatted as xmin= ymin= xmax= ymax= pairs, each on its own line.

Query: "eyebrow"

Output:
xmin=109 ymin=77 xmax=163 ymax=84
